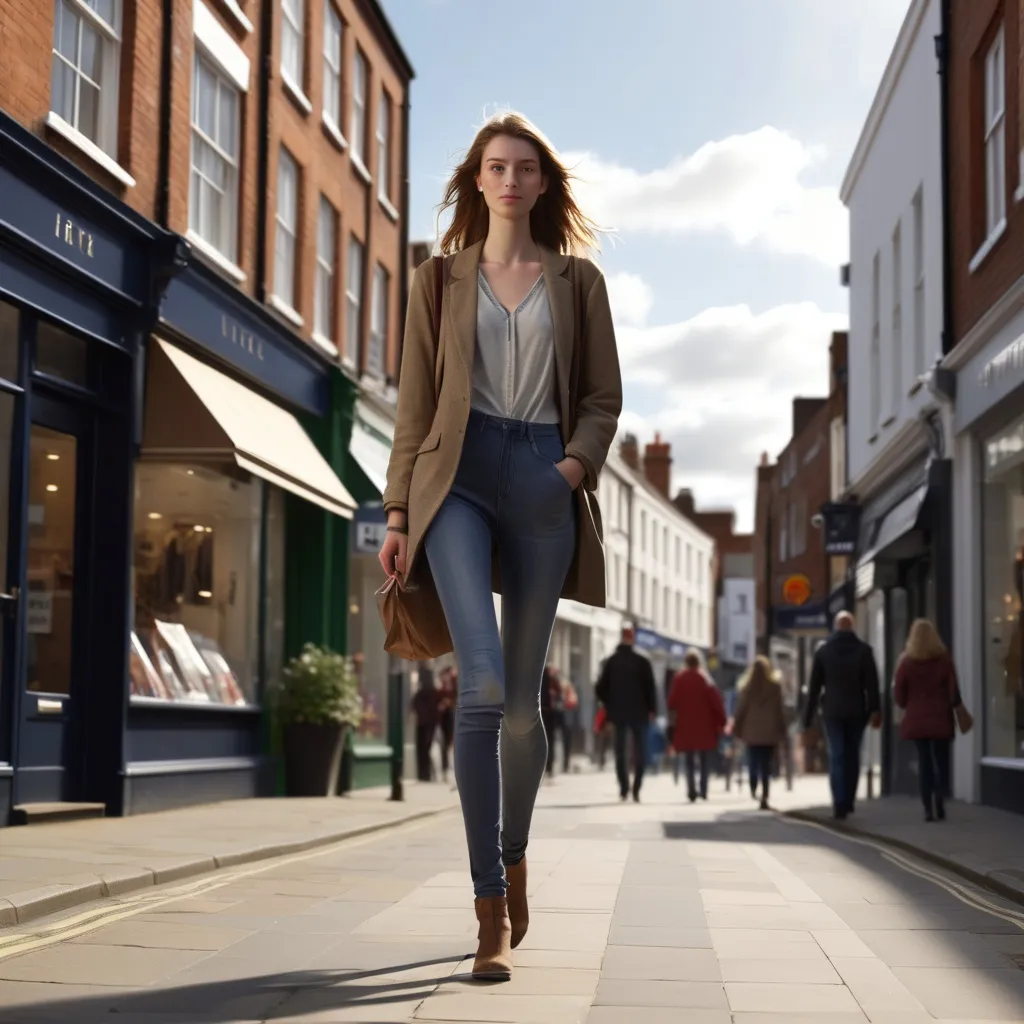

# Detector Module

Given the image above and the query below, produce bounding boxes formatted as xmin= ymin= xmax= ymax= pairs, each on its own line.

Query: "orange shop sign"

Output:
xmin=782 ymin=574 xmax=812 ymax=606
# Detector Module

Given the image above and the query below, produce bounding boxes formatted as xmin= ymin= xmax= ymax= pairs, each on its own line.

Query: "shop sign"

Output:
xmin=821 ymin=502 xmax=860 ymax=555
xmin=353 ymin=503 xmax=387 ymax=555
xmin=956 ymin=303 xmax=1024 ymax=431
xmin=26 ymin=591 xmax=52 ymax=634
xmin=781 ymin=574 xmax=812 ymax=606
xmin=160 ymin=266 xmax=330 ymax=417
xmin=635 ymin=627 xmax=686 ymax=659
xmin=773 ymin=602 xmax=828 ymax=634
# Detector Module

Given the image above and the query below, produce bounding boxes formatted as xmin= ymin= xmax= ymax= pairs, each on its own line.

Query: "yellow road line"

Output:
xmin=782 ymin=814 xmax=1024 ymax=930
xmin=0 ymin=808 xmax=460 ymax=962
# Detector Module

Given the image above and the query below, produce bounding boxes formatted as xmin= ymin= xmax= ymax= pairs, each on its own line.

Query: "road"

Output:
xmin=0 ymin=770 xmax=1023 ymax=1023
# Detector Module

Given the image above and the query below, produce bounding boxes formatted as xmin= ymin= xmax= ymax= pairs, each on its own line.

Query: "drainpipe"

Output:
xmin=936 ymin=0 xmax=953 ymax=355
xmin=396 ymin=91 xmax=411 ymax=380
xmin=156 ymin=0 xmax=174 ymax=228
xmin=254 ymin=0 xmax=274 ymax=302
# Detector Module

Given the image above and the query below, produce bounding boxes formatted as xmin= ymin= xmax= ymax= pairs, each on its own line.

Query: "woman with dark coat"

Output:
xmin=894 ymin=618 xmax=961 ymax=822
xmin=668 ymin=649 xmax=726 ymax=802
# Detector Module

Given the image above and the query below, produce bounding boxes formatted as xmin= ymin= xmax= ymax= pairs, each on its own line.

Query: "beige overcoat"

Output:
xmin=382 ymin=239 xmax=622 ymax=610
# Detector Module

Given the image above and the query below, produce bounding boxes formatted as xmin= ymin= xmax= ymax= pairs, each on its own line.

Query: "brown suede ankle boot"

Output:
xmin=505 ymin=859 xmax=529 ymax=949
xmin=472 ymin=896 xmax=513 ymax=981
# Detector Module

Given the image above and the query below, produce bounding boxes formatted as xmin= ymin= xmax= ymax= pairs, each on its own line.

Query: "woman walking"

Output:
xmin=667 ymin=650 xmax=726 ymax=802
xmin=378 ymin=112 xmax=621 ymax=980
xmin=733 ymin=657 xmax=786 ymax=810
xmin=894 ymin=619 xmax=961 ymax=822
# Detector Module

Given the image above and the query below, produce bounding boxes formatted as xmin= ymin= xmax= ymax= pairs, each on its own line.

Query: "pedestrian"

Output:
xmin=437 ymin=666 xmax=458 ymax=783
xmin=667 ymin=650 xmax=727 ymax=802
xmin=803 ymin=611 xmax=882 ymax=821
xmin=593 ymin=699 xmax=611 ymax=770
xmin=411 ymin=667 xmax=441 ymax=783
xmin=541 ymin=665 xmax=563 ymax=777
xmin=733 ymin=656 xmax=786 ymax=810
xmin=894 ymin=618 xmax=962 ymax=823
xmin=561 ymin=677 xmax=579 ymax=773
xmin=595 ymin=624 xmax=657 ymax=803
xmin=377 ymin=111 xmax=621 ymax=982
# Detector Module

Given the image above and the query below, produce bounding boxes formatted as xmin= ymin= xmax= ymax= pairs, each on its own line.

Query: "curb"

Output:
xmin=782 ymin=809 xmax=1024 ymax=911
xmin=0 ymin=802 xmax=457 ymax=930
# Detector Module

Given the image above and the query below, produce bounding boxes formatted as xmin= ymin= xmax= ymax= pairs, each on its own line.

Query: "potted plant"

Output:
xmin=274 ymin=643 xmax=363 ymax=797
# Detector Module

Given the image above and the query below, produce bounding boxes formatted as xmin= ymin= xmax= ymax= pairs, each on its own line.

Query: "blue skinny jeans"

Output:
xmin=425 ymin=410 xmax=576 ymax=898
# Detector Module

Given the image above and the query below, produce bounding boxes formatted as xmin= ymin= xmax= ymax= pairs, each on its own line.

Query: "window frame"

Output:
xmin=188 ymin=51 xmax=242 ymax=266
xmin=376 ymin=90 xmax=391 ymax=201
xmin=870 ymin=250 xmax=881 ymax=431
xmin=983 ymin=26 xmax=1006 ymax=239
xmin=890 ymin=221 xmax=902 ymax=415
xmin=351 ymin=47 xmax=369 ymax=167
xmin=280 ymin=0 xmax=306 ymax=93
xmin=314 ymin=195 xmax=337 ymax=345
xmin=368 ymin=263 xmax=389 ymax=377
xmin=322 ymin=1 xmax=343 ymax=134
xmin=273 ymin=147 xmax=300 ymax=314
xmin=912 ymin=188 xmax=925 ymax=378
xmin=50 ymin=0 xmax=123 ymax=158
xmin=344 ymin=235 xmax=365 ymax=368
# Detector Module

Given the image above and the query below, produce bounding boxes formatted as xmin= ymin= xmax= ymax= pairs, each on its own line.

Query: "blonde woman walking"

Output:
xmin=733 ymin=657 xmax=787 ymax=810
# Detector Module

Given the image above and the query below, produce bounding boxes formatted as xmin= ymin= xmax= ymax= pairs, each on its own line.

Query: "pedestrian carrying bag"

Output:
xmin=376 ymin=256 xmax=454 ymax=661
xmin=951 ymin=668 xmax=974 ymax=735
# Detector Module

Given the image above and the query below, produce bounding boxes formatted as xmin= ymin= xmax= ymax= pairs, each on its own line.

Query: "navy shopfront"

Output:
xmin=124 ymin=261 xmax=357 ymax=814
xmin=0 ymin=112 xmax=178 ymax=824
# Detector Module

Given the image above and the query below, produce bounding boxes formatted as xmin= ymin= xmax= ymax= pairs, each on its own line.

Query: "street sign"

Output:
xmin=782 ymin=574 xmax=812 ymax=606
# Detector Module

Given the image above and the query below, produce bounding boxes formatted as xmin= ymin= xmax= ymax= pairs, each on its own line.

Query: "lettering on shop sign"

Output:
xmin=54 ymin=212 xmax=94 ymax=258
xmin=979 ymin=333 xmax=1024 ymax=388
xmin=221 ymin=315 xmax=265 ymax=362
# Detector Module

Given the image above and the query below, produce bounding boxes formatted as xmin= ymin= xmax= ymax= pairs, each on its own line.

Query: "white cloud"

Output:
xmin=566 ymin=127 xmax=848 ymax=266
xmin=611 ymin=276 xmax=846 ymax=532
xmin=605 ymin=271 xmax=654 ymax=328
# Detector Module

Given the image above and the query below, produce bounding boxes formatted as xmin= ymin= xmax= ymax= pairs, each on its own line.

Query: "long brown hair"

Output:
xmin=438 ymin=111 xmax=600 ymax=257
xmin=744 ymin=656 xmax=778 ymax=693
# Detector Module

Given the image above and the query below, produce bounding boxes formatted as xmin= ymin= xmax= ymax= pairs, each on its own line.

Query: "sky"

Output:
xmin=379 ymin=0 xmax=911 ymax=532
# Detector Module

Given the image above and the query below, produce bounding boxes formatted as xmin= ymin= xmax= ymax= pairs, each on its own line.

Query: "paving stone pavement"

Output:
xmin=1 ymin=770 xmax=1023 ymax=1023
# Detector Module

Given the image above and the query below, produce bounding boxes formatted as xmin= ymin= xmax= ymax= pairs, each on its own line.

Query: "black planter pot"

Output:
xmin=282 ymin=722 xmax=348 ymax=797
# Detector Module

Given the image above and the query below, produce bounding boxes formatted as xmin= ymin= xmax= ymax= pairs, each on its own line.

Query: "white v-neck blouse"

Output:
xmin=471 ymin=270 xmax=560 ymax=424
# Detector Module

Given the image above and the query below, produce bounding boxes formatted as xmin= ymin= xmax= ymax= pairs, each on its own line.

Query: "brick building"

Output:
xmin=0 ymin=0 xmax=414 ymax=821
xmin=752 ymin=332 xmax=848 ymax=709
xmin=945 ymin=0 xmax=1024 ymax=813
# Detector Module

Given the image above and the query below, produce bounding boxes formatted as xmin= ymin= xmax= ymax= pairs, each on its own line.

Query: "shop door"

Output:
xmin=16 ymin=397 xmax=92 ymax=804
xmin=0 ymin=384 xmax=20 ymax=761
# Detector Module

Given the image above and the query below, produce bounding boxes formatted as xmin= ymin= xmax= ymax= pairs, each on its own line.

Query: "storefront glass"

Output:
xmin=982 ymin=418 xmax=1024 ymax=761
xmin=130 ymin=464 xmax=262 ymax=706
xmin=264 ymin=485 xmax=286 ymax=689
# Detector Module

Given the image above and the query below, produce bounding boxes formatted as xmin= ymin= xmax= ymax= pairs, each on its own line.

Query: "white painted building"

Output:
xmin=842 ymin=0 xmax=954 ymax=797
xmin=719 ymin=572 xmax=755 ymax=671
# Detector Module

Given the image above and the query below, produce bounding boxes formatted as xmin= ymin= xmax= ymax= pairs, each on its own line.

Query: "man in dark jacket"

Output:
xmin=803 ymin=612 xmax=882 ymax=820
xmin=596 ymin=625 xmax=657 ymax=802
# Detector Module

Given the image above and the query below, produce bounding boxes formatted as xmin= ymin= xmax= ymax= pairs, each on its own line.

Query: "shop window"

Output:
xmin=35 ymin=320 xmax=90 ymax=388
xmin=322 ymin=1 xmax=343 ymax=133
xmin=368 ymin=263 xmax=388 ymax=376
xmin=189 ymin=53 xmax=240 ymax=264
xmin=0 ymin=301 xmax=20 ymax=382
xmin=50 ymin=0 xmax=122 ymax=157
xmin=264 ymin=485 xmax=286 ymax=690
xmin=982 ymin=420 xmax=1024 ymax=760
xmin=130 ymin=464 xmax=262 ymax=705
xmin=345 ymin=235 xmax=364 ymax=367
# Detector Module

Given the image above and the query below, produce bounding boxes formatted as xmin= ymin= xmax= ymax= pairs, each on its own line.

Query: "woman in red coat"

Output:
xmin=668 ymin=650 xmax=726 ymax=802
xmin=894 ymin=619 xmax=961 ymax=822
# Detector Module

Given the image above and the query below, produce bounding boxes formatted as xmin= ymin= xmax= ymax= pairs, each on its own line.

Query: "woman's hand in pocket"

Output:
xmin=555 ymin=456 xmax=586 ymax=490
